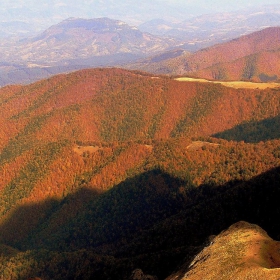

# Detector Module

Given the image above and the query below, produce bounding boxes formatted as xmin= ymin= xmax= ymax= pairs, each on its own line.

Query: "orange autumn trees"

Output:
xmin=0 ymin=68 xmax=280 ymax=279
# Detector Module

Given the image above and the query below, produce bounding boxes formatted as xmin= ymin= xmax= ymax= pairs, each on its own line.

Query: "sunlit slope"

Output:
xmin=192 ymin=49 xmax=280 ymax=82
xmin=167 ymin=221 xmax=280 ymax=280
xmin=1 ymin=68 xmax=280 ymax=149
xmin=127 ymin=27 xmax=280 ymax=81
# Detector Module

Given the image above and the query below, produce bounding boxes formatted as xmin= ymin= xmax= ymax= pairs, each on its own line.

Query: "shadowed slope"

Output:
xmin=213 ymin=115 xmax=280 ymax=143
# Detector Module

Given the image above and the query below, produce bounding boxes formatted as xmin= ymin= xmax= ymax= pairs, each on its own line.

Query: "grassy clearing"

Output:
xmin=186 ymin=141 xmax=219 ymax=151
xmin=175 ymin=77 xmax=280 ymax=89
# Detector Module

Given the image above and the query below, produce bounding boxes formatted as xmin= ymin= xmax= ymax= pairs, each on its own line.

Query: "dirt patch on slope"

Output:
xmin=73 ymin=145 xmax=101 ymax=156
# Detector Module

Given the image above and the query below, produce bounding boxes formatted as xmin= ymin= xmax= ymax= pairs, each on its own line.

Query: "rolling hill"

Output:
xmin=127 ymin=27 xmax=280 ymax=82
xmin=0 ymin=68 xmax=280 ymax=279
xmin=1 ymin=67 xmax=280 ymax=148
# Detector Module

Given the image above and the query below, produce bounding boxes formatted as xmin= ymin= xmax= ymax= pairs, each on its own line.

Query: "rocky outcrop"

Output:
xmin=167 ymin=221 xmax=280 ymax=280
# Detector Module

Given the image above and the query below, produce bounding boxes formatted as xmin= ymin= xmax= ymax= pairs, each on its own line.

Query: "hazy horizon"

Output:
xmin=1 ymin=0 xmax=280 ymax=29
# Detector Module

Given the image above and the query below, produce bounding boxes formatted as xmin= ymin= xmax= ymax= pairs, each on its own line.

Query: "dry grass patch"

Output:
xmin=176 ymin=77 xmax=280 ymax=89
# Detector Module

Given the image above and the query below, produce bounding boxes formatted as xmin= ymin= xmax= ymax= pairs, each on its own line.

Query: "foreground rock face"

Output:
xmin=167 ymin=221 xmax=280 ymax=280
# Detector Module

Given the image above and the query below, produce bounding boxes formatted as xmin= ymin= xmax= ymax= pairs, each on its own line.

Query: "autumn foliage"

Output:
xmin=0 ymin=68 xmax=279 ymax=279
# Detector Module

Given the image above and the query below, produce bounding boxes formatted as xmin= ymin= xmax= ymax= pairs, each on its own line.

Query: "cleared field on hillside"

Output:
xmin=176 ymin=77 xmax=280 ymax=89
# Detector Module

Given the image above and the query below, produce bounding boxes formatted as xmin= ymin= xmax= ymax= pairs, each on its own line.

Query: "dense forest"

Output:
xmin=0 ymin=68 xmax=279 ymax=279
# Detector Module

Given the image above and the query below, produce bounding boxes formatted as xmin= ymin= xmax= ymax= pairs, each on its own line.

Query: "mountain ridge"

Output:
xmin=1 ymin=68 xmax=280 ymax=148
xmin=2 ymin=17 xmax=177 ymax=65
xmin=2 ymin=18 xmax=280 ymax=86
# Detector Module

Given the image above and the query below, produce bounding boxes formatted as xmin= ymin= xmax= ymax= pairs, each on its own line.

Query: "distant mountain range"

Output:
xmin=139 ymin=4 xmax=280 ymax=50
xmin=1 ymin=3 xmax=280 ymax=40
xmin=1 ymin=8 xmax=280 ymax=86
xmin=0 ymin=17 xmax=178 ymax=86
xmin=2 ymin=17 xmax=177 ymax=64
xmin=0 ymin=0 xmax=209 ymax=37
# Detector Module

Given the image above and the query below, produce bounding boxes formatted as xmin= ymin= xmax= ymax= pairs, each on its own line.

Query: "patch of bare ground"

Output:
xmin=186 ymin=141 xmax=219 ymax=151
xmin=73 ymin=145 xmax=101 ymax=156
xmin=166 ymin=221 xmax=280 ymax=280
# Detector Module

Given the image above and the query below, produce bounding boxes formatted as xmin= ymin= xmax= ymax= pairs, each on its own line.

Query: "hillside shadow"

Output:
xmin=0 ymin=167 xmax=279 ymax=279
xmin=0 ymin=169 xmax=189 ymax=250
xmin=212 ymin=115 xmax=280 ymax=142
xmin=0 ymin=187 xmax=103 ymax=249
xmin=29 ymin=169 xmax=190 ymax=251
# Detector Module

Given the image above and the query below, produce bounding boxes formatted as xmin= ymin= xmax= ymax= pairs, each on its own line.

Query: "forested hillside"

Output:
xmin=0 ymin=68 xmax=279 ymax=279
xmin=1 ymin=68 xmax=280 ymax=146
xmin=127 ymin=27 xmax=280 ymax=82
